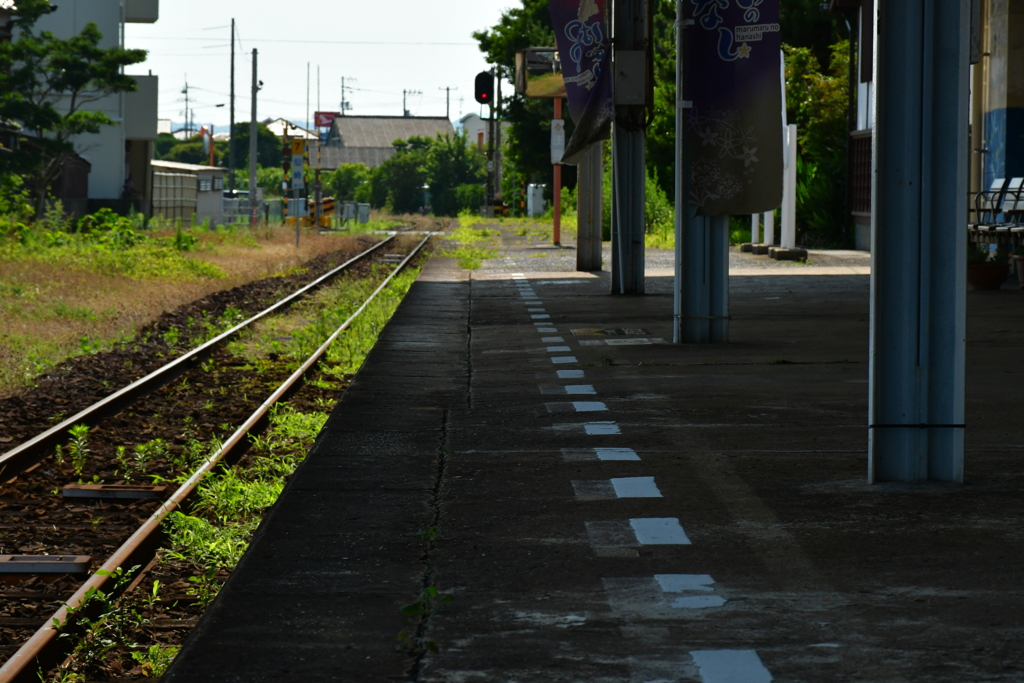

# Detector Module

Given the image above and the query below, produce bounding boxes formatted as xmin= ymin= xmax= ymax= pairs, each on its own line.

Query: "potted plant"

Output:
xmin=967 ymin=243 xmax=1011 ymax=290
xmin=1013 ymin=246 xmax=1024 ymax=289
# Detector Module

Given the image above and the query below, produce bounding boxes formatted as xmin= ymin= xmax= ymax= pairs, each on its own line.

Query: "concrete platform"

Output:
xmin=166 ymin=229 xmax=1024 ymax=682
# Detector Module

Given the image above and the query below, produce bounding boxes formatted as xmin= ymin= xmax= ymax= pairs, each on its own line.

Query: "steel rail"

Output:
xmin=0 ymin=232 xmax=433 ymax=683
xmin=0 ymin=234 xmax=398 ymax=483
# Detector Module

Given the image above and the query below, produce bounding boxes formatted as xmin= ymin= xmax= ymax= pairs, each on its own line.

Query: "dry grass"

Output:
xmin=0 ymin=226 xmax=372 ymax=397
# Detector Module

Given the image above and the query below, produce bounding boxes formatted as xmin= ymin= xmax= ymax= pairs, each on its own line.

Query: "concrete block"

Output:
xmin=751 ymin=244 xmax=771 ymax=255
xmin=769 ymin=247 xmax=808 ymax=262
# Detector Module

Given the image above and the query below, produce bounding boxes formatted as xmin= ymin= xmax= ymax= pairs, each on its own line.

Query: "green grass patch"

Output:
xmin=442 ymin=225 xmax=499 ymax=270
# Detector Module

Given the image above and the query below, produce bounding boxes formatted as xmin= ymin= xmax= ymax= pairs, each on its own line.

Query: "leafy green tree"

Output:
xmin=425 ymin=132 xmax=485 ymax=216
xmin=231 ymin=122 xmax=283 ymax=170
xmin=154 ymin=132 xmax=179 ymax=160
xmin=326 ymin=163 xmax=370 ymax=202
xmin=377 ymin=137 xmax=430 ymax=214
xmin=785 ymin=40 xmax=850 ymax=246
xmin=473 ymin=0 xmax=577 ymax=192
xmin=0 ymin=0 xmax=147 ymax=216
xmin=165 ymin=137 xmax=206 ymax=165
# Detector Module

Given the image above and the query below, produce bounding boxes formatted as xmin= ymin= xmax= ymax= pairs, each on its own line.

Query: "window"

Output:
xmin=213 ymin=176 xmax=224 ymax=191
xmin=199 ymin=177 xmax=213 ymax=192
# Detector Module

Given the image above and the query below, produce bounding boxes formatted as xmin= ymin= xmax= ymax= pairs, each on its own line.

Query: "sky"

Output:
xmin=124 ymin=0 xmax=516 ymax=133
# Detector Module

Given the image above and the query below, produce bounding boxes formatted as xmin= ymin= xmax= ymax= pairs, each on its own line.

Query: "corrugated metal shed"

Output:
xmin=329 ymin=115 xmax=454 ymax=149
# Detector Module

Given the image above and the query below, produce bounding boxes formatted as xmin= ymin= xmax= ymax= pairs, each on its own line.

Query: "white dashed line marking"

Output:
xmin=611 ymin=477 xmax=662 ymax=498
xmin=557 ymin=369 xmax=585 ymax=379
xmin=629 ymin=518 xmax=691 ymax=545
xmin=541 ymin=337 xmax=565 ymax=343
xmin=584 ymin=421 xmax=620 ymax=434
xmin=546 ymin=345 xmax=571 ymax=352
xmin=690 ymin=650 xmax=773 ymax=683
xmin=537 ymin=327 xmax=558 ymax=333
xmin=531 ymin=314 xmax=551 ymax=320
xmin=551 ymin=356 xmax=578 ymax=364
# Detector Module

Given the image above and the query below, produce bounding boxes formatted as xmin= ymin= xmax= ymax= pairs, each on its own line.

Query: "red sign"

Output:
xmin=314 ymin=111 xmax=340 ymax=128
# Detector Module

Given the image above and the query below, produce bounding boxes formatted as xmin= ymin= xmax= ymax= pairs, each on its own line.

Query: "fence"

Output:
xmin=152 ymin=172 xmax=197 ymax=221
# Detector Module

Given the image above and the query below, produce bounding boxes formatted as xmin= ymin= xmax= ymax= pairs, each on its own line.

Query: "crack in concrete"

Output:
xmin=466 ymin=275 xmax=474 ymax=410
xmin=406 ymin=408 xmax=450 ymax=681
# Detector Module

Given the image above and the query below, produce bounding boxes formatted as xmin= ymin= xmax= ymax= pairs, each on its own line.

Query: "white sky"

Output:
xmin=124 ymin=0 xmax=515 ymax=132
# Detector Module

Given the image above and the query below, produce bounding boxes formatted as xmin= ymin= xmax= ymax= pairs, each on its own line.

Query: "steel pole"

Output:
xmin=553 ymin=97 xmax=562 ymax=246
xmin=248 ymin=49 xmax=258 ymax=229
xmin=611 ymin=0 xmax=647 ymax=295
xmin=674 ymin=0 xmax=728 ymax=343
xmin=869 ymin=0 xmax=969 ymax=482
xmin=228 ymin=18 xmax=235 ymax=195
xmin=577 ymin=142 xmax=603 ymax=271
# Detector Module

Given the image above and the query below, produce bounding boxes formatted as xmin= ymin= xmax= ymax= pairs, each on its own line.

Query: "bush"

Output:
xmin=455 ymin=184 xmax=486 ymax=213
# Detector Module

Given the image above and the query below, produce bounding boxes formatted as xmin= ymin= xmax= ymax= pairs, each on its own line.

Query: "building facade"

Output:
xmin=29 ymin=0 xmax=160 ymax=211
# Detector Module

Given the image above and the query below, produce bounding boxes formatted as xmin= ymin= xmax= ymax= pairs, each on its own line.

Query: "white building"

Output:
xmin=31 ymin=0 xmax=159 ymax=210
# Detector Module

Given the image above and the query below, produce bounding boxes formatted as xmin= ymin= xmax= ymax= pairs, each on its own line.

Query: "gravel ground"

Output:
xmin=478 ymin=240 xmax=870 ymax=275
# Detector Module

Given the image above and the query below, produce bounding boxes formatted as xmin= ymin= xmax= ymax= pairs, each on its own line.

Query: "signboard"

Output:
xmin=515 ymin=49 xmax=566 ymax=98
xmin=551 ymin=119 xmax=566 ymax=165
xmin=314 ymin=111 xmax=340 ymax=128
xmin=291 ymin=139 xmax=306 ymax=156
xmin=291 ymin=154 xmax=305 ymax=190
xmin=548 ymin=0 xmax=613 ymax=164
xmin=686 ymin=0 xmax=783 ymax=216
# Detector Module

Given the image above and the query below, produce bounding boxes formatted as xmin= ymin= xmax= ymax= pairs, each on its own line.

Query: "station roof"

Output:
xmin=152 ymin=160 xmax=227 ymax=173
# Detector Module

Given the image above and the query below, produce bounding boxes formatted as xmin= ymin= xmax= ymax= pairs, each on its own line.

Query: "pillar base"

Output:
xmin=769 ymin=247 xmax=808 ymax=261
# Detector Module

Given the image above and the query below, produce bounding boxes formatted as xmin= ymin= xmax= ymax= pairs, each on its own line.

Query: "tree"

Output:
xmin=230 ymin=122 xmax=283 ymax=170
xmin=326 ymin=163 xmax=370 ymax=202
xmin=424 ymin=132 xmax=485 ymax=216
xmin=0 ymin=0 xmax=147 ymax=216
xmin=473 ymin=0 xmax=577 ymax=192
xmin=377 ymin=137 xmax=430 ymax=214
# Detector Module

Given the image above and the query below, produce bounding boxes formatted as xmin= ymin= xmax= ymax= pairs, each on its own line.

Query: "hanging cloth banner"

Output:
xmin=548 ymin=0 xmax=613 ymax=165
xmin=687 ymin=0 xmax=783 ymax=215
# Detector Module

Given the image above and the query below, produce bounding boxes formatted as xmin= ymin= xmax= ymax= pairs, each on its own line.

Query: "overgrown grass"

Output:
xmin=441 ymin=226 xmax=499 ymax=270
xmin=163 ymin=260 xmax=419 ymax=587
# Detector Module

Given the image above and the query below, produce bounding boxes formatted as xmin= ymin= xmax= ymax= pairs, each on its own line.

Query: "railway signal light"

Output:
xmin=475 ymin=71 xmax=494 ymax=105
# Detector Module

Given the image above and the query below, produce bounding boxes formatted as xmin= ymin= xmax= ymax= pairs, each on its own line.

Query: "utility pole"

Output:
xmin=403 ymin=89 xmax=421 ymax=117
xmin=228 ymin=18 xmax=236 ymax=194
xmin=495 ymin=73 xmax=502 ymax=203
xmin=249 ymin=49 xmax=259 ymax=228
xmin=315 ymin=65 xmax=322 ymax=231
xmin=181 ymin=78 xmax=190 ymax=137
xmin=306 ymin=62 xmax=310 ymax=133
xmin=486 ymin=69 xmax=495 ymax=213
xmin=439 ymin=86 xmax=457 ymax=119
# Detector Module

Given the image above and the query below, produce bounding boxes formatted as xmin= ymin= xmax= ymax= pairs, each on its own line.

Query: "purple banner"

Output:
xmin=687 ymin=0 xmax=783 ymax=215
xmin=549 ymin=0 xmax=613 ymax=164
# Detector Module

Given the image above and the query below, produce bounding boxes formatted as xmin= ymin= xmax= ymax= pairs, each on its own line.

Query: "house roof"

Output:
xmin=152 ymin=160 xmax=227 ymax=173
xmin=263 ymin=118 xmax=318 ymax=140
xmin=329 ymin=116 xmax=454 ymax=149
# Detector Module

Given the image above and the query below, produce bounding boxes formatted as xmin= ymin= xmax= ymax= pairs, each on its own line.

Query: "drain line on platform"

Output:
xmin=405 ymin=408 xmax=451 ymax=681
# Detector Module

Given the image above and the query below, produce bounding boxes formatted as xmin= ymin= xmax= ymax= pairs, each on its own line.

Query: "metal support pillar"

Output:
xmin=612 ymin=129 xmax=645 ymax=293
xmin=610 ymin=0 xmax=647 ymax=295
xmin=869 ymin=0 xmax=969 ymax=482
xmin=673 ymin=0 xmax=728 ymax=343
xmin=577 ymin=143 xmax=603 ymax=271
xmin=781 ymin=124 xmax=797 ymax=249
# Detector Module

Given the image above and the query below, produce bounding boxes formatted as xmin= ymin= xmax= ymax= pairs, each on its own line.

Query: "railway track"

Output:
xmin=0 ymin=232 xmax=434 ymax=682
